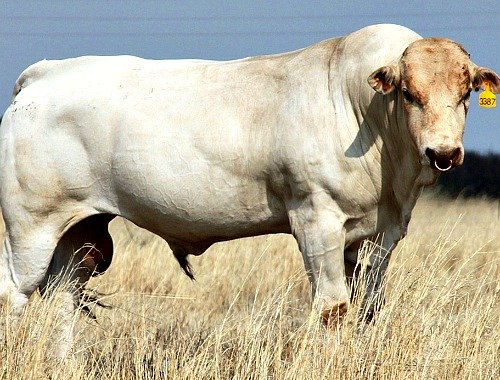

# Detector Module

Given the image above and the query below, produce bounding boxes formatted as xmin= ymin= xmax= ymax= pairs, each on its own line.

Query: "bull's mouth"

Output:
xmin=424 ymin=148 xmax=457 ymax=172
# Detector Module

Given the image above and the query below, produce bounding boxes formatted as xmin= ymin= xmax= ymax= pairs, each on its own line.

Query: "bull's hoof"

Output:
xmin=321 ymin=301 xmax=349 ymax=327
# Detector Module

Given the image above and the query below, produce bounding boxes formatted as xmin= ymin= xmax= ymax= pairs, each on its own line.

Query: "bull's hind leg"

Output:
xmin=39 ymin=214 xmax=115 ymax=359
xmin=0 ymin=224 xmax=60 ymax=345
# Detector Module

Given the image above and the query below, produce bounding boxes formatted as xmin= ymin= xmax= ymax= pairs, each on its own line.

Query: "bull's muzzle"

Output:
xmin=424 ymin=147 xmax=463 ymax=172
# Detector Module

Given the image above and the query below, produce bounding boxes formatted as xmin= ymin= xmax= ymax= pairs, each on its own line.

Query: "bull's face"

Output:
xmin=368 ymin=38 xmax=499 ymax=172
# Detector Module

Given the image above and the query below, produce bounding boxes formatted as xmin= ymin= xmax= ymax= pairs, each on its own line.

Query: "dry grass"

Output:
xmin=1 ymin=195 xmax=499 ymax=379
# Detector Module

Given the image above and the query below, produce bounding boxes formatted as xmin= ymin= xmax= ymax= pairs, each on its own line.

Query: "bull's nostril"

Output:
xmin=426 ymin=147 xmax=460 ymax=162
xmin=451 ymin=147 xmax=460 ymax=161
xmin=425 ymin=148 xmax=437 ymax=161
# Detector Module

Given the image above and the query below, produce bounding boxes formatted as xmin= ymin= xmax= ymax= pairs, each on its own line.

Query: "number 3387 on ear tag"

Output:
xmin=479 ymin=82 xmax=496 ymax=108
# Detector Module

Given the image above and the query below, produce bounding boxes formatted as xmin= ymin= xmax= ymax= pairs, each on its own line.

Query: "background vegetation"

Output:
xmin=435 ymin=151 xmax=500 ymax=198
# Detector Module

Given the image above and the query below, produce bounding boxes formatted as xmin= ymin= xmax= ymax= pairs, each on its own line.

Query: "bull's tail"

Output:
xmin=12 ymin=75 xmax=23 ymax=100
xmin=11 ymin=59 xmax=49 ymax=101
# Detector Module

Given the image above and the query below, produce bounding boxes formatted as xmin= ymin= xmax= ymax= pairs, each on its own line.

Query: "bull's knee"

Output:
xmin=321 ymin=300 xmax=349 ymax=327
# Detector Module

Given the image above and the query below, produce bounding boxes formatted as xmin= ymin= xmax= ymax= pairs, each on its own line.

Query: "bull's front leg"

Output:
xmin=286 ymin=193 xmax=349 ymax=326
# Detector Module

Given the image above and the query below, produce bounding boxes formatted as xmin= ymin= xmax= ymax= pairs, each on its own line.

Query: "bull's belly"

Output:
xmin=118 ymin=196 xmax=291 ymax=245
xmin=109 ymin=171 xmax=290 ymax=245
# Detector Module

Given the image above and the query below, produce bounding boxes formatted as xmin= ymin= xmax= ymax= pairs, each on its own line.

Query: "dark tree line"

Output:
xmin=434 ymin=151 xmax=499 ymax=198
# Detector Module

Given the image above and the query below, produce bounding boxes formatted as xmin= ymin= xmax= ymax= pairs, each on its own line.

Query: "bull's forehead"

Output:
xmin=400 ymin=38 xmax=471 ymax=102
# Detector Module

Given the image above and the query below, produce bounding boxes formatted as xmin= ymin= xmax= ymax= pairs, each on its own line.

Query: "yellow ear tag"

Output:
xmin=478 ymin=81 xmax=496 ymax=108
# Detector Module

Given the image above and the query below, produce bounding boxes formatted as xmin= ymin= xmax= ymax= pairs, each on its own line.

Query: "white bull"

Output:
xmin=0 ymin=24 xmax=498 ymax=357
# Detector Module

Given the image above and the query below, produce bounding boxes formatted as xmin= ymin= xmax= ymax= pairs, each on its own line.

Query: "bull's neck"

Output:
xmin=354 ymin=91 xmax=439 ymax=216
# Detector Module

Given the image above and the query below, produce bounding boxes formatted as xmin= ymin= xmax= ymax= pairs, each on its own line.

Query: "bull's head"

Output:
xmin=368 ymin=38 xmax=499 ymax=172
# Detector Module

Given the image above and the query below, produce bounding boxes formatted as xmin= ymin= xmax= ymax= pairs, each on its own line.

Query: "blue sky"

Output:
xmin=1 ymin=1 xmax=498 ymax=152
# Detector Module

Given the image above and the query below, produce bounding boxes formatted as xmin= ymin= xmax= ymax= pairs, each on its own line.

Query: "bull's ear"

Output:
xmin=368 ymin=65 xmax=399 ymax=95
xmin=472 ymin=66 xmax=500 ymax=93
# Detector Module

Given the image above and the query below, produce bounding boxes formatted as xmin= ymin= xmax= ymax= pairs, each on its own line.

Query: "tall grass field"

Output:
xmin=1 ymin=195 xmax=498 ymax=379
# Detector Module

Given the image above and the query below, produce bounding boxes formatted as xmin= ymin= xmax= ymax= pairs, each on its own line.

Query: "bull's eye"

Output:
xmin=402 ymin=88 xmax=415 ymax=103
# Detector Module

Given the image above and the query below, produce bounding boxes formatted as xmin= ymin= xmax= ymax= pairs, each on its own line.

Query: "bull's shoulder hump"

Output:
xmin=354 ymin=24 xmax=422 ymax=41
xmin=343 ymin=24 xmax=421 ymax=56
xmin=336 ymin=24 xmax=421 ymax=70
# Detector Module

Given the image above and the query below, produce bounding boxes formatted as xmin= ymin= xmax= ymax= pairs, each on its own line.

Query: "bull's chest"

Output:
xmin=342 ymin=193 xmax=411 ymax=250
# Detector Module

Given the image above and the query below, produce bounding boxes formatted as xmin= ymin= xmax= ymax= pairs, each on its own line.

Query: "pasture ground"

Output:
xmin=1 ymin=195 xmax=499 ymax=379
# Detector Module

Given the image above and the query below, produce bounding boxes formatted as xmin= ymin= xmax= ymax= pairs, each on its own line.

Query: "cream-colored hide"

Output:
xmin=1 ymin=24 xmax=498 ymax=358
